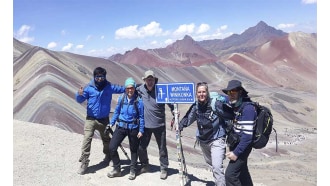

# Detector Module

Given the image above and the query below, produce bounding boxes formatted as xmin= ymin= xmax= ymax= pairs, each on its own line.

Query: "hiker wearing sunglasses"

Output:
xmin=106 ymin=77 xmax=144 ymax=180
xmin=179 ymin=82 xmax=234 ymax=186
xmin=222 ymin=79 xmax=256 ymax=186
xmin=75 ymin=67 xmax=125 ymax=175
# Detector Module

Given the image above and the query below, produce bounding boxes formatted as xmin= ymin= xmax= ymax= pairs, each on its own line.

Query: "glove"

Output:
xmin=179 ymin=118 xmax=187 ymax=131
xmin=104 ymin=124 xmax=111 ymax=136
xmin=179 ymin=123 xmax=184 ymax=131
xmin=170 ymin=117 xmax=175 ymax=130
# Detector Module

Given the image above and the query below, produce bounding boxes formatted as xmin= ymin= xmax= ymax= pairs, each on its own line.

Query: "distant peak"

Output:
xmin=183 ymin=35 xmax=193 ymax=40
xmin=256 ymin=21 xmax=268 ymax=27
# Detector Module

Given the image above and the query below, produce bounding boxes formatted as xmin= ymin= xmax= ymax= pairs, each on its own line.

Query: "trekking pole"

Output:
xmin=273 ymin=128 xmax=278 ymax=152
xmin=108 ymin=127 xmax=130 ymax=160
xmin=174 ymin=103 xmax=189 ymax=186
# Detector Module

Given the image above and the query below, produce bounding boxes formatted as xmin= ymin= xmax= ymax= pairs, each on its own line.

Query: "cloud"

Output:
xmin=14 ymin=25 xmax=34 ymax=43
xmin=150 ymin=40 xmax=158 ymax=45
xmin=47 ymin=42 xmax=57 ymax=49
xmin=196 ymin=24 xmax=210 ymax=34
xmin=302 ymin=0 xmax=317 ymax=4
xmin=277 ymin=23 xmax=295 ymax=29
xmin=115 ymin=21 xmax=163 ymax=39
xmin=62 ymin=43 xmax=73 ymax=51
xmin=219 ymin=25 xmax=228 ymax=31
xmin=61 ymin=30 xmax=66 ymax=36
xmin=76 ymin=45 xmax=84 ymax=49
xmin=173 ymin=23 xmax=195 ymax=36
xmin=164 ymin=39 xmax=174 ymax=45
xmin=86 ymin=35 xmax=92 ymax=41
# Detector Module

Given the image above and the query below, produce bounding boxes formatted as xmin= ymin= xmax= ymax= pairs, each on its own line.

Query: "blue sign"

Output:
xmin=155 ymin=83 xmax=195 ymax=103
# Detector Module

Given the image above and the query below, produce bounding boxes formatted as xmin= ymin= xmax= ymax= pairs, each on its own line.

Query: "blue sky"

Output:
xmin=12 ymin=0 xmax=317 ymax=57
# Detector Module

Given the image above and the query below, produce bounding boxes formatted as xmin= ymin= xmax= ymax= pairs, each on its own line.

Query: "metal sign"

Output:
xmin=155 ymin=82 xmax=195 ymax=103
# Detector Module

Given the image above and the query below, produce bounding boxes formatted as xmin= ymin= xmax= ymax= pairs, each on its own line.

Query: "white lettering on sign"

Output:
xmin=170 ymin=92 xmax=193 ymax=97
xmin=171 ymin=86 xmax=191 ymax=92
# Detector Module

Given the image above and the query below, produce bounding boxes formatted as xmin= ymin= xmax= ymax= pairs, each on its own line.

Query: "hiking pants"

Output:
xmin=225 ymin=145 xmax=253 ymax=186
xmin=109 ymin=126 xmax=140 ymax=172
xmin=200 ymin=137 xmax=226 ymax=186
xmin=81 ymin=118 xmax=110 ymax=158
xmin=138 ymin=126 xmax=169 ymax=170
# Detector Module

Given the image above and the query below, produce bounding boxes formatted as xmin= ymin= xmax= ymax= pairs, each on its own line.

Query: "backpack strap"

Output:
xmin=118 ymin=93 xmax=140 ymax=124
xmin=236 ymin=102 xmax=254 ymax=114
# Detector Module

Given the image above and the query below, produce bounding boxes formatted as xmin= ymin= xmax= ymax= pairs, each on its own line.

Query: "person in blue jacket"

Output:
xmin=75 ymin=67 xmax=125 ymax=175
xmin=106 ymin=77 xmax=144 ymax=180
xmin=222 ymin=79 xmax=257 ymax=186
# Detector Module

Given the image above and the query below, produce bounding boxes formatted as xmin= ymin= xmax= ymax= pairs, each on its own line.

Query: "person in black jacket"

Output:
xmin=222 ymin=79 xmax=257 ymax=186
xmin=179 ymin=82 xmax=234 ymax=186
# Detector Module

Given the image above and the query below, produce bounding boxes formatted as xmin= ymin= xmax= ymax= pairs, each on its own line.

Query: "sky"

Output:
xmin=12 ymin=0 xmax=317 ymax=58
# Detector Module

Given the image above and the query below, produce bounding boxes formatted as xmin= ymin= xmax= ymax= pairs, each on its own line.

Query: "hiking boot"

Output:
xmin=77 ymin=159 xmax=90 ymax=175
xmin=107 ymin=168 xmax=121 ymax=178
xmin=160 ymin=169 xmax=168 ymax=180
xmin=140 ymin=163 xmax=150 ymax=174
xmin=78 ymin=154 xmax=89 ymax=162
xmin=128 ymin=171 xmax=136 ymax=180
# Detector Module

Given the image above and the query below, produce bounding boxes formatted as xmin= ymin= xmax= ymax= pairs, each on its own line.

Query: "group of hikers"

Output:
xmin=75 ymin=66 xmax=257 ymax=186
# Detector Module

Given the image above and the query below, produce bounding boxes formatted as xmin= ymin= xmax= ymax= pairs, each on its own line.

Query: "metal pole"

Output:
xmin=174 ymin=103 xmax=188 ymax=186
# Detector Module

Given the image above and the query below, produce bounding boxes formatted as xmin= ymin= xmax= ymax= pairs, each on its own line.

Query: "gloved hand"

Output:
xmin=104 ymin=124 xmax=111 ymax=136
xmin=179 ymin=122 xmax=184 ymax=131
xmin=178 ymin=117 xmax=188 ymax=131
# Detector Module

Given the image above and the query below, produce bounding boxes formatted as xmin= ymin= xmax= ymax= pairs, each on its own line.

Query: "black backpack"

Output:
xmin=238 ymin=102 xmax=278 ymax=151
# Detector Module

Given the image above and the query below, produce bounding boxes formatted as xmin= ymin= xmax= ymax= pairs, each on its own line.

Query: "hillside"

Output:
xmin=13 ymin=20 xmax=317 ymax=185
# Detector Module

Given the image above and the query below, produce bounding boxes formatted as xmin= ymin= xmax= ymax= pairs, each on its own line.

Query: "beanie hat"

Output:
xmin=125 ymin=77 xmax=136 ymax=88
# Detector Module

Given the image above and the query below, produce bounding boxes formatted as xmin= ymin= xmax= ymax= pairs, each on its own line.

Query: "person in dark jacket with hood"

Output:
xmin=75 ymin=67 xmax=125 ymax=175
xmin=179 ymin=82 xmax=234 ymax=186
xmin=106 ymin=77 xmax=144 ymax=180
xmin=136 ymin=70 xmax=174 ymax=180
xmin=223 ymin=79 xmax=257 ymax=186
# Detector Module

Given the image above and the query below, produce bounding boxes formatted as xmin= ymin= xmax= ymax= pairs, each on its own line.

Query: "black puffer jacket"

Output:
xmin=179 ymin=98 xmax=234 ymax=143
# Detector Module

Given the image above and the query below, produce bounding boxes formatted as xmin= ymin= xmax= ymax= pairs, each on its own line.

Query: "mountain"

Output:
xmin=13 ymin=21 xmax=317 ymax=185
xmin=199 ymin=21 xmax=287 ymax=57
xmin=109 ymin=35 xmax=218 ymax=67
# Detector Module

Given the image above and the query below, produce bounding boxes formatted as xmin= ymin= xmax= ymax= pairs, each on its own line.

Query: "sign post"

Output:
xmin=155 ymin=82 xmax=195 ymax=186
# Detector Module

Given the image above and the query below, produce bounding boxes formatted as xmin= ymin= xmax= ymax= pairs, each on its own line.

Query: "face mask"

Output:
xmin=230 ymin=97 xmax=242 ymax=108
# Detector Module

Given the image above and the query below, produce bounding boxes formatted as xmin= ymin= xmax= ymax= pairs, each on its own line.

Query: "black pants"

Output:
xmin=138 ymin=126 xmax=169 ymax=170
xmin=109 ymin=126 xmax=139 ymax=171
xmin=225 ymin=145 xmax=253 ymax=186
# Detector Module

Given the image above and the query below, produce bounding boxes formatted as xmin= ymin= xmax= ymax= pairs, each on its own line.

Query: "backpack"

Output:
xmin=238 ymin=102 xmax=277 ymax=152
xmin=209 ymin=91 xmax=228 ymax=111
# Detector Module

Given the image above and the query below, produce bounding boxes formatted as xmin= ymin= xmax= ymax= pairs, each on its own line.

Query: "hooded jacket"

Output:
xmin=180 ymin=98 xmax=230 ymax=144
xmin=110 ymin=92 xmax=145 ymax=133
xmin=75 ymin=79 xmax=125 ymax=119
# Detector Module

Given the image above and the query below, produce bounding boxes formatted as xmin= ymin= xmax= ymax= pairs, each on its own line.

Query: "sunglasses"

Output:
xmin=197 ymin=82 xmax=208 ymax=87
xmin=126 ymin=87 xmax=135 ymax=90
xmin=95 ymin=75 xmax=105 ymax=81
